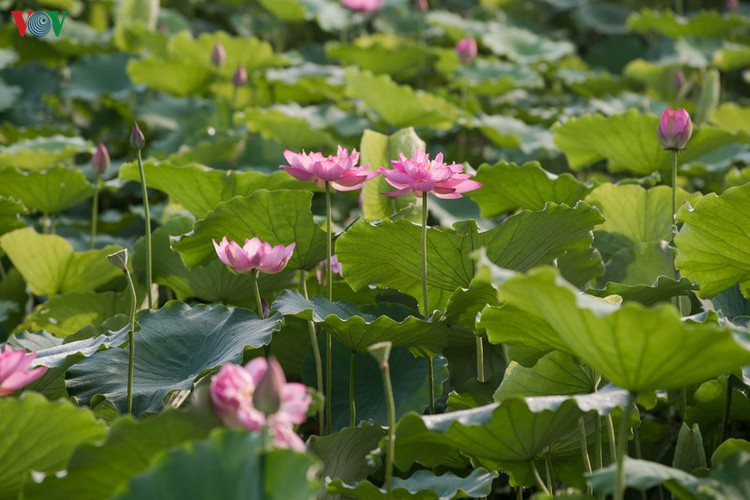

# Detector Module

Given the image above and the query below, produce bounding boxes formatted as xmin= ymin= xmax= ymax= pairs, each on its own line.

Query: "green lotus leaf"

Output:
xmin=0 ymin=167 xmax=93 ymax=214
xmin=481 ymin=26 xmax=575 ymax=64
xmin=475 ymin=115 xmax=555 ymax=154
xmin=0 ymin=197 xmax=27 ymax=236
xmin=326 ymin=34 xmax=436 ymax=81
xmin=242 ymin=106 xmax=338 ymax=151
xmin=308 ymin=423 xmax=385 ymax=486
xmin=627 ymin=8 xmax=750 ymax=38
xmin=66 ymin=302 xmax=283 ymax=415
xmin=0 ymin=136 xmax=90 ymax=170
xmin=586 ymin=276 xmax=697 ymax=306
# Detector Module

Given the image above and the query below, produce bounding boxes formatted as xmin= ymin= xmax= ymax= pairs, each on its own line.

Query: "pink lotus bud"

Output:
xmin=673 ymin=69 xmax=685 ymax=90
xmin=130 ymin=122 xmax=145 ymax=150
xmin=261 ymin=298 xmax=270 ymax=320
xmin=455 ymin=38 xmax=478 ymax=65
xmin=253 ymin=356 xmax=284 ymax=415
xmin=92 ymin=143 xmax=110 ymax=174
xmin=657 ymin=108 xmax=693 ymax=151
xmin=211 ymin=43 xmax=226 ymax=67
xmin=414 ymin=0 xmax=428 ymax=11
xmin=0 ymin=346 xmax=47 ymax=396
xmin=727 ymin=0 xmax=739 ymax=11
xmin=341 ymin=0 xmax=384 ymax=13
xmin=233 ymin=66 xmax=248 ymax=88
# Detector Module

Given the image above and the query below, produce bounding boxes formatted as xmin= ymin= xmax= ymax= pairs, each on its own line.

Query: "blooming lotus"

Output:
xmin=281 ymin=147 xmax=378 ymax=191
xmin=213 ymin=237 xmax=295 ymax=275
xmin=210 ymin=357 xmax=311 ymax=451
xmin=658 ymin=108 xmax=693 ymax=151
xmin=341 ymin=0 xmax=384 ymax=13
xmin=0 ymin=346 xmax=47 ymax=397
xmin=380 ymin=148 xmax=482 ymax=199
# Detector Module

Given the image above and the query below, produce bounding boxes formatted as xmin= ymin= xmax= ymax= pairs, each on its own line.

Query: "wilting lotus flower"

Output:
xmin=281 ymin=146 xmax=379 ymax=191
xmin=341 ymin=0 xmax=384 ymax=13
xmin=210 ymin=357 xmax=311 ymax=451
xmin=658 ymin=108 xmax=693 ymax=151
xmin=213 ymin=237 xmax=295 ymax=275
xmin=0 ymin=346 xmax=47 ymax=397
xmin=380 ymin=148 xmax=482 ymax=199
xmin=455 ymin=38 xmax=478 ymax=65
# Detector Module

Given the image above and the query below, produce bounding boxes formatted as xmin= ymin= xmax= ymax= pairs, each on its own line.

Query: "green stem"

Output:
xmin=530 ymin=460 xmax=550 ymax=496
xmin=349 ymin=351 xmax=356 ymax=428
xmin=594 ymin=412 xmax=603 ymax=470
xmin=300 ymin=270 xmax=325 ymax=434
xmin=615 ymin=393 xmax=637 ymax=500
xmin=719 ymin=376 xmax=733 ymax=445
xmin=136 ymin=149 xmax=153 ymax=309
xmin=475 ymin=335 xmax=485 ymax=383
xmin=253 ymin=270 xmax=263 ymax=317
xmin=325 ymin=181 xmax=333 ymax=435
xmin=421 ymin=192 xmax=435 ymax=414
xmin=544 ymin=451 xmax=555 ymax=495
xmin=579 ymin=416 xmax=593 ymax=475
xmin=90 ymin=174 xmax=100 ymax=250
xmin=681 ymin=387 xmax=688 ymax=421
xmin=125 ymin=269 xmax=137 ymax=414
xmin=381 ymin=357 xmax=397 ymax=499
xmin=607 ymin=414 xmax=618 ymax=465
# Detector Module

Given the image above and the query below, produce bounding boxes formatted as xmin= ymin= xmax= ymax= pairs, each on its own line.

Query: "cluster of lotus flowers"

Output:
xmin=212 ymin=146 xmax=482 ymax=276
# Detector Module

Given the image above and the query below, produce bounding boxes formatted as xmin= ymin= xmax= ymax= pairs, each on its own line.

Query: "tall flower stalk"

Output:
xmin=90 ymin=143 xmax=109 ymax=250
xmin=300 ymin=269 xmax=325 ymax=433
xmin=131 ymin=122 xmax=153 ymax=309
xmin=380 ymin=148 xmax=481 ymax=413
xmin=369 ymin=341 xmax=396 ymax=499
xmin=108 ymin=249 xmax=136 ymax=414
xmin=280 ymin=147 xmax=378 ymax=433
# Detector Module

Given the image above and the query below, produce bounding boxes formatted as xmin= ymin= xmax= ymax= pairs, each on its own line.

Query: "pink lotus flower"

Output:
xmin=92 ymin=143 xmax=110 ymax=174
xmin=455 ymin=38 xmax=478 ymax=65
xmin=213 ymin=237 xmax=295 ymax=275
xmin=281 ymin=147 xmax=379 ymax=191
xmin=658 ymin=108 xmax=693 ymax=151
xmin=341 ymin=0 xmax=384 ymax=13
xmin=316 ymin=254 xmax=343 ymax=284
xmin=0 ymin=346 xmax=47 ymax=397
xmin=210 ymin=357 xmax=311 ymax=451
xmin=380 ymin=148 xmax=482 ymax=199
xmin=211 ymin=42 xmax=226 ymax=67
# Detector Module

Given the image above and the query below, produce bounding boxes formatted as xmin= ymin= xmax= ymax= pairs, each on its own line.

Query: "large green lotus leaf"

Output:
xmin=481 ymin=26 xmax=575 ymax=64
xmin=272 ymin=290 xmax=451 ymax=354
xmin=586 ymin=276 xmax=697 ymax=306
xmin=345 ymin=69 xmax=465 ymax=130
xmin=0 ymin=135 xmax=89 ymax=170
xmin=479 ymin=302 xmax=567 ymax=355
xmin=0 ymin=393 xmax=107 ymax=500
xmin=444 ymin=278 xmax=498 ymax=333
xmin=675 ymin=183 xmax=750 ymax=298
xmin=587 ymin=457 xmax=702 ymax=498
xmin=393 ymin=399 xmax=581 ymax=474
xmin=557 ymin=68 xmax=629 ymax=98
xmin=359 ymin=127 xmax=425 ymax=221
xmin=494 ymin=351 xmax=597 ymax=400
xmin=710 ymin=102 xmax=750 ymax=136
xmin=172 ymin=190 xmax=327 ymax=271
xmin=68 ymin=53 xmax=131 ymax=100
xmin=24 ymin=409 xmax=217 ymax=500
xmin=495 ymin=267 xmax=750 ymax=392
xmin=467 ymin=161 xmax=592 ymax=217
xmin=308 ymin=423 xmax=385 ymax=488
xmin=426 ymin=10 xmax=497 ymax=40
xmin=327 ymin=468 xmax=498 ymax=499
xmin=327 ymin=35 xmax=436 ymax=81
xmin=113 ymin=429 xmax=319 ymax=500
xmin=572 ymin=2 xmax=631 ymax=35
xmin=118 ymin=160 xmax=306 ymax=219
xmin=585 ymin=184 xmax=701 ymax=285
xmin=0 ymin=228 xmax=122 ymax=296
xmin=136 ymin=217 xmax=293 ymax=307
xmin=0 ymin=79 xmax=21 ymax=114
xmin=714 ymin=43 xmax=750 ymax=71
xmin=337 ymin=202 xmax=603 ymax=311
xmin=18 ymin=290 xmax=133 ymax=337
xmin=553 ymin=110 xmax=750 ymax=174
xmin=242 ymin=107 xmax=338 ymax=151
xmin=451 ymin=59 xmax=544 ymax=95
xmin=128 ymin=32 xmax=283 ymax=96
xmin=627 ymin=9 xmax=750 ymax=38
xmin=475 ymin=114 xmax=555 ymax=154
xmin=66 ymin=302 xmax=283 ymax=415
xmin=257 ymin=0 xmax=306 ymax=21
xmin=0 ymin=197 xmax=26 ymax=235
xmin=686 ymin=378 xmax=750 ymax=431
xmin=0 ymin=167 xmax=93 ymax=214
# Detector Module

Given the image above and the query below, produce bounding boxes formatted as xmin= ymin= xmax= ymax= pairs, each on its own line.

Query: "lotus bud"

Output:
xmin=130 ymin=122 xmax=145 ymax=150
xmin=253 ymin=356 xmax=284 ymax=415
xmin=92 ymin=143 xmax=110 ymax=175
xmin=211 ymin=42 xmax=227 ymax=67
xmin=657 ymin=108 xmax=693 ymax=151
xmin=455 ymin=38 xmax=478 ymax=65
xmin=233 ymin=66 xmax=248 ymax=88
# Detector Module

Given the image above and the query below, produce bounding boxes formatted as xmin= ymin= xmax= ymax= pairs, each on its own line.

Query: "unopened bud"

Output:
xmin=92 ymin=143 xmax=110 ymax=174
xmin=253 ymin=356 xmax=284 ymax=415
xmin=130 ymin=122 xmax=145 ymax=150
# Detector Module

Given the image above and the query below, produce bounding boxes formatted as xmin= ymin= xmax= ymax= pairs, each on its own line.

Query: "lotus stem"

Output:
xmin=349 ymin=351 xmax=356 ymax=428
xmin=124 ymin=267 xmax=137 ymax=414
xmin=530 ymin=460 xmax=550 ymax=496
xmin=594 ymin=413 xmax=603 ymax=470
xmin=136 ymin=149 xmax=153 ymax=309
xmin=607 ymin=414 xmax=617 ymax=465
xmin=253 ymin=269 xmax=263 ymax=317
xmin=421 ymin=192 xmax=435 ymax=414
xmin=615 ymin=392 xmax=637 ymax=500
xmin=720 ymin=376 xmax=733 ymax=445
xmin=579 ymin=416 xmax=592 ymax=475
xmin=300 ymin=270 xmax=325 ymax=434
xmin=325 ymin=181 xmax=333 ymax=434
xmin=90 ymin=174 xmax=100 ymax=250
xmin=671 ymin=150 xmax=678 ymax=241
xmin=377 ymin=348 xmax=397 ymax=499
xmin=475 ymin=335 xmax=485 ymax=383
xmin=544 ymin=451 xmax=555 ymax=495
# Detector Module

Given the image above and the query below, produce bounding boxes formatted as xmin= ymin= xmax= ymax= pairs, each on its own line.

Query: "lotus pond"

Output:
xmin=2 ymin=0 xmax=750 ymax=498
